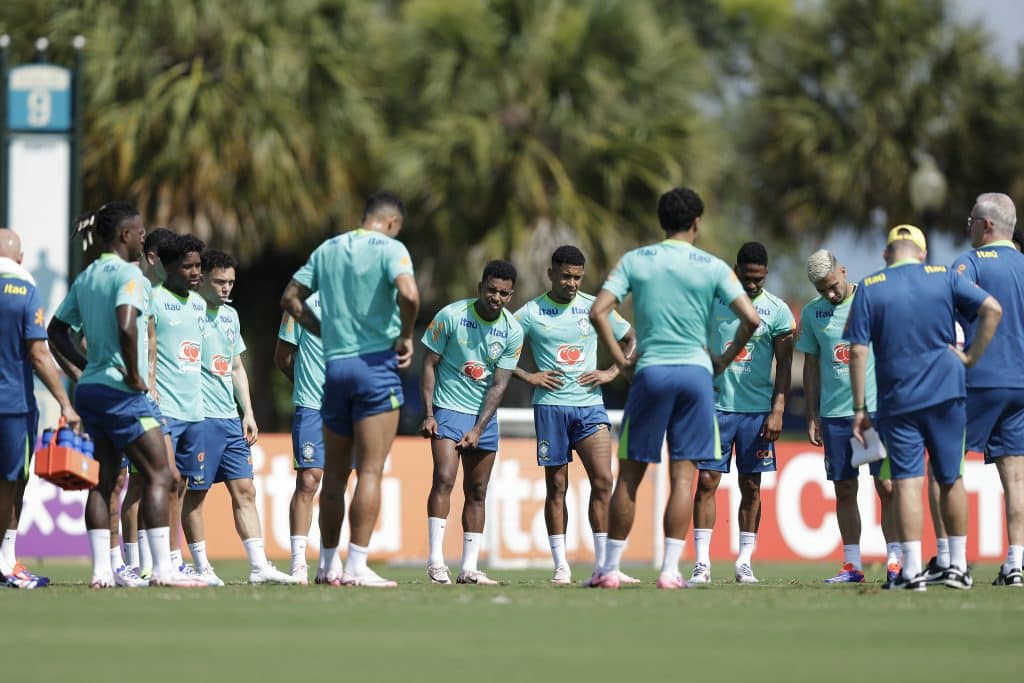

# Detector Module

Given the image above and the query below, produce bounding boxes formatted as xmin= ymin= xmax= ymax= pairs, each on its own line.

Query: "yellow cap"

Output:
xmin=886 ymin=224 xmax=927 ymax=253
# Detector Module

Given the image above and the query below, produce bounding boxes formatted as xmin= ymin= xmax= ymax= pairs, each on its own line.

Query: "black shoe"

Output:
xmin=888 ymin=572 xmax=927 ymax=591
xmin=921 ymin=556 xmax=948 ymax=585
xmin=992 ymin=566 xmax=1023 ymax=587
xmin=943 ymin=566 xmax=973 ymax=590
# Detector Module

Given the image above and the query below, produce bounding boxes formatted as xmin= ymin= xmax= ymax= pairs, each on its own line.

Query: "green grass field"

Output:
xmin=3 ymin=561 xmax=1020 ymax=682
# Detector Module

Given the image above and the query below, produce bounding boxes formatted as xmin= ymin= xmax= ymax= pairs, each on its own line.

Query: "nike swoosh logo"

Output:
xmin=168 ymin=320 xmax=183 ymax=327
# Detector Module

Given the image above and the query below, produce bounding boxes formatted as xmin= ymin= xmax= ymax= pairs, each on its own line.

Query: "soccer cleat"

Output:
xmin=427 ymin=565 xmax=452 ymax=585
xmin=138 ymin=567 xmax=152 ymax=581
xmin=591 ymin=571 xmax=620 ymax=589
xmin=2 ymin=571 xmax=42 ymax=590
xmin=656 ymin=572 xmax=688 ymax=590
xmin=315 ymin=569 xmax=342 ymax=586
xmin=178 ymin=562 xmax=204 ymax=580
xmin=149 ymin=571 xmax=208 ymax=588
xmin=942 ymin=567 xmax=973 ymax=590
xmin=114 ymin=564 xmax=150 ymax=588
xmin=886 ymin=562 xmax=902 ymax=584
xmin=291 ymin=565 xmax=309 ymax=585
xmin=887 ymin=572 xmax=927 ymax=591
xmin=249 ymin=561 xmax=301 ymax=585
xmin=824 ymin=563 xmax=865 ymax=584
xmin=735 ymin=563 xmax=759 ymax=584
xmin=456 ymin=569 xmax=499 ymax=585
xmin=582 ymin=570 xmax=602 ymax=588
xmin=921 ymin=556 xmax=948 ymax=585
xmin=89 ymin=573 xmax=116 ymax=589
xmin=341 ymin=568 xmax=398 ymax=588
xmin=551 ymin=565 xmax=572 ymax=585
xmin=616 ymin=570 xmax=642 ymax=584
xmin=10 ymin=562 xmax=49 ymax=588
xmin=198 ymin=566 xmax=225 ymax=587
xmin=688 ymin=562 xmax=712 ymax=585
xmin=992 ymin=566 xmax=1023 ymax=587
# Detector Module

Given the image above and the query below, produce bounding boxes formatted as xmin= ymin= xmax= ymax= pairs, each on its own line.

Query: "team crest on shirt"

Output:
xmin=556 ymin=344 xmax=585 ymax=366
xmin=197 ymin=452 xmax=205 ymax=463
xmin=577 ymin=318 xmax=592 ymax=336
xmin=225 ymin=326 xmax=236 ymax=345
xmin=488 ymin=342 xmax=503 ymax=360
xmin=538 ymin=440 xmax=550 ymax=462
xmin=301 ymin=441 xmax=316 ymax=463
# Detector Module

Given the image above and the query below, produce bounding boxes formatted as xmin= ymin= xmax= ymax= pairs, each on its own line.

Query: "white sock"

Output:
xmin=948 ymin=535 xmax=967 ymax=572
xmin=290 ymin=535 xmax=308 ymax=572
xmin=661 ymin=537 xmax=686 ymax=576
xmin=146 ymin=527 xmax=172 ymax=577
xmin=319 ymin=545 xmax=341 ymax=577
xmin=886 ymin=541 xmax=901 ymax=565
xmin=901 ymin=540 xmax=922 ymax=579
xmin=693 ymin=528 xmax=712 ymax=566
xmin=188 ymin=540 xmax=210 ymax=571
xmin=461 ymin=532 xmax=483 ymax=573
xmin=592 ymin=532 xmax=608 ymax=571
xmin=736 ymin=532 xmax=756 ymax=567
xmin=601 ymin=539 xmax=626 ymax=575
xmin=110 ymin=545 xmax=125 ymax=569
xmin=842 ymin=544 xmax=862 ymax=570
xmin=169 ymin=548 xmax=183 ymax=567
xmin=1005 ymin=545 xmax=1024 ymax=573
xmin=345 ymin=543 xmax=369 ymax=576
xmin=243 ymin=538 xmax=268 ymax=571
xmin=428 ymin=517 xmax=447 ymax=567
xmin=935 ymin=537 xmax=950 ymax=568
xmin=1 ymin=529 xmax=17 ymax=567
xmin=138 ymin=530 xmax=153 ymax=574
xmin=549 ymin=534 xmax=567 ymax=570
xmin=89 ymin=529 xmax=113 ymax=578
xmin=124 ymin=542 xmax=140 ymax=568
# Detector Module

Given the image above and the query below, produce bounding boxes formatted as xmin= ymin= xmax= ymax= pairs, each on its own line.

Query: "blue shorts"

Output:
xmin=821 ymin=415 xmax=884 ymax=481
xmin=434 ymin=407 xmax=499 ymax=453
xmin=619 ymin=365 xmax=718 ymax=463
xmin=878 ymin=399 xmax=965 ymax=484
xmin=534 ymin=404 xmax=610 ymax=466
xmin=166 ymin=418 xmax=204 ymax=479
xmin=699 ymin=411 xmax=775 ymax=474
xmin=75 ymin=383 xmax=161 ymax=454
xmin=27 ymin=407 xmax=39 ymax=450
xmin=122 ymin=397 xmax=171 ymax=470
xmin=189 ymin=418 xmax=252 ymax=491
xmin=966 ymin=387 xmax=1024 ymax=462
xmin=292 ymin=406 xmax=325 ymax=469
xmin=322 ymin=350 xmax=403 ymax=437
xmin=0 ymin=413 xmax=31 ymax=482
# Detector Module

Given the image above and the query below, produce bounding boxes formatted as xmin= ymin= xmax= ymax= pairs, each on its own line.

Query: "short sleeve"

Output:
xmin=497 ymin=321 xmax=524 ymax=371
xmin=513 ymin=304 xmax=532 ymax=336
xmin=386 ymin=240 xmax=415 ymax=282
xmin=23 ymin=286 xmax=47 ymax=341
xmin=772 ymin=301 xmax=796 ymax=337
xmin=421 ymin=308 xmax=449 ymax=356
xmin=714 ymin=262 xmax=745 ymax=305
xmin=794 ymin=305 xmax=819 ymax=355
xmin=115 ymin=268 xmax=147 ymax=312
xmin=843 ymin=282 xmax=871 ymax=346
xmin=610 ymin=310 xmax=631 ymax=340
xmin=952 ymin=254 xmax=979 ymax=285
xmin=234 ymin=318 xmax=248 ymax=356
xmin=293 ymin=243 xmax=321 ymax=291
xmin=950 ymin=271 xmax=989 ymax=320
xmin=54 ymin=281 xmax=82 ymax=329
xmin=278 ymin=313 xmax=299 ymax=345
xmin=602 ymin=255 xmax=632 ymax=302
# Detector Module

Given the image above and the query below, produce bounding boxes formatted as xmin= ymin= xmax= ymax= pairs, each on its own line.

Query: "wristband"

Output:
xmin=853 ymin=405 xmax=867 ymax=412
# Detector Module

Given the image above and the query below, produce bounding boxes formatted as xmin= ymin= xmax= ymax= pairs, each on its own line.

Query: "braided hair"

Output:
xmin=72 ymin=201 xmax=139 ymax=250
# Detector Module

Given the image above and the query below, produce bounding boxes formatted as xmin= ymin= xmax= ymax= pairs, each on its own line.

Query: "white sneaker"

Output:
xmin=150 ymin=570 xmax=208 ymax=588
xmin=551 ymin=565 xmax=572 ymax=585
xmin=689 ymin=562 xmax=711 ymax=584
xmin=291 ymin=564 xmax=309 ymax=585
xmin=616 ymin=570 xmax=642 ymax=584
xmin=735 ymin=563 xmax=759 ymax=584
xmin=114 ymin=564 xmax=149 ymax=588
xmin=249 ymin=561 xmax=301 ymax=585
xmin=341 ymin=567 xmax=398 ymax=588
xmin=456 ymin=569 xmax=498 ymax=585
xmin=178 ymin=562 xmax=203 ymax=579
xmin=198 ymin=565 xmax=225 ymax=587
xmin=427 ymin=565 xmax=452 ymax=584
xmin=89 ymin=573 xmax=115 ymax=589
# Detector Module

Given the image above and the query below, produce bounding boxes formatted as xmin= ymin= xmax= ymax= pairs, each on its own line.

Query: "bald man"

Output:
xmin=0 ymin=229 xmax=81 ymax=588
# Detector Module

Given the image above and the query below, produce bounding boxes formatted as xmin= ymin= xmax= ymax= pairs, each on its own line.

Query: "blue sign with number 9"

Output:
xmin=7 ymin=64 xmax=71 ymax=132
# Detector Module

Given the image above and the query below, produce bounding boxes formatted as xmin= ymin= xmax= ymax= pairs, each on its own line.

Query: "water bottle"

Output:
xmin=56 ymin=425 xmax=75 ymax=448
xmin=72 ymin=433 xmax=83 ymax=453
xmin=79 ymin=434 xmax=94 ymax=459
xmin=41 ymin=428 xmax=54 ymax=447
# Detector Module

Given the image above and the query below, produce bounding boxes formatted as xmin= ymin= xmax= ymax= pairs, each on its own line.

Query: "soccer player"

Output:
xmin=513 ymin=246 xmax=637 ymax=585
xmin=589 ymin=187 xmax=760 ymax=589
xmin=954 ymin=194 xmax=1024 ymax=586
xmin=48 ymin=202 xmax=202 ymax=588
xmin=690 ymin=242 xmax=794 ymax=585
xmin=275 ymin=291 xmax=325 ymax=583
xmin=150 ymin=234 xmax=213 ymax=581
xmin=422 ymin=260 xmax=524 ymax=585
xmin=182 ymin=249 xmax=297 ymax=585
xmin=0 ymin=228 xmax=79 ymax=588
xmin=846 ymin=224 xmax=1002 ymax=590
xmin=798 ymin=249 xmax=901 ymax=584
xmin=281 ymin=191 xmax=419 ymax=588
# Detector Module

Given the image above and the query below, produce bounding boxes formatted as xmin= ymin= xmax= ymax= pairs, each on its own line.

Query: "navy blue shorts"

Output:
xmin=434 ymin=407 xmax=499 ymax=453
xmin=0 ymin=413 xmax=31 ymax=482
xmin=189 ymin=417 xmax=252 ymax=490
xmin=166 ymin=418 xmax=204 ymax=479
xmin=75 ymin=383 xmax=161 ymax=454
xmin=322 ymin=350 xmax=403 ymax=437
xmin=699 ymin=411 xmax=775 ymax=474
xmin=533 ymin=404 xmax=610 ymax=466
xmin=821 ymin=415 xmax=884 ymax=481
xmin=619 ymin=365 xmax=718 ymax=463
xmin=292 ymin=406 xmax=325 ymax=470
xmin=878 ymin=399 xmax=965 ymax=484
xmin=966 ymin=387 xmax=1024 ymax=462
